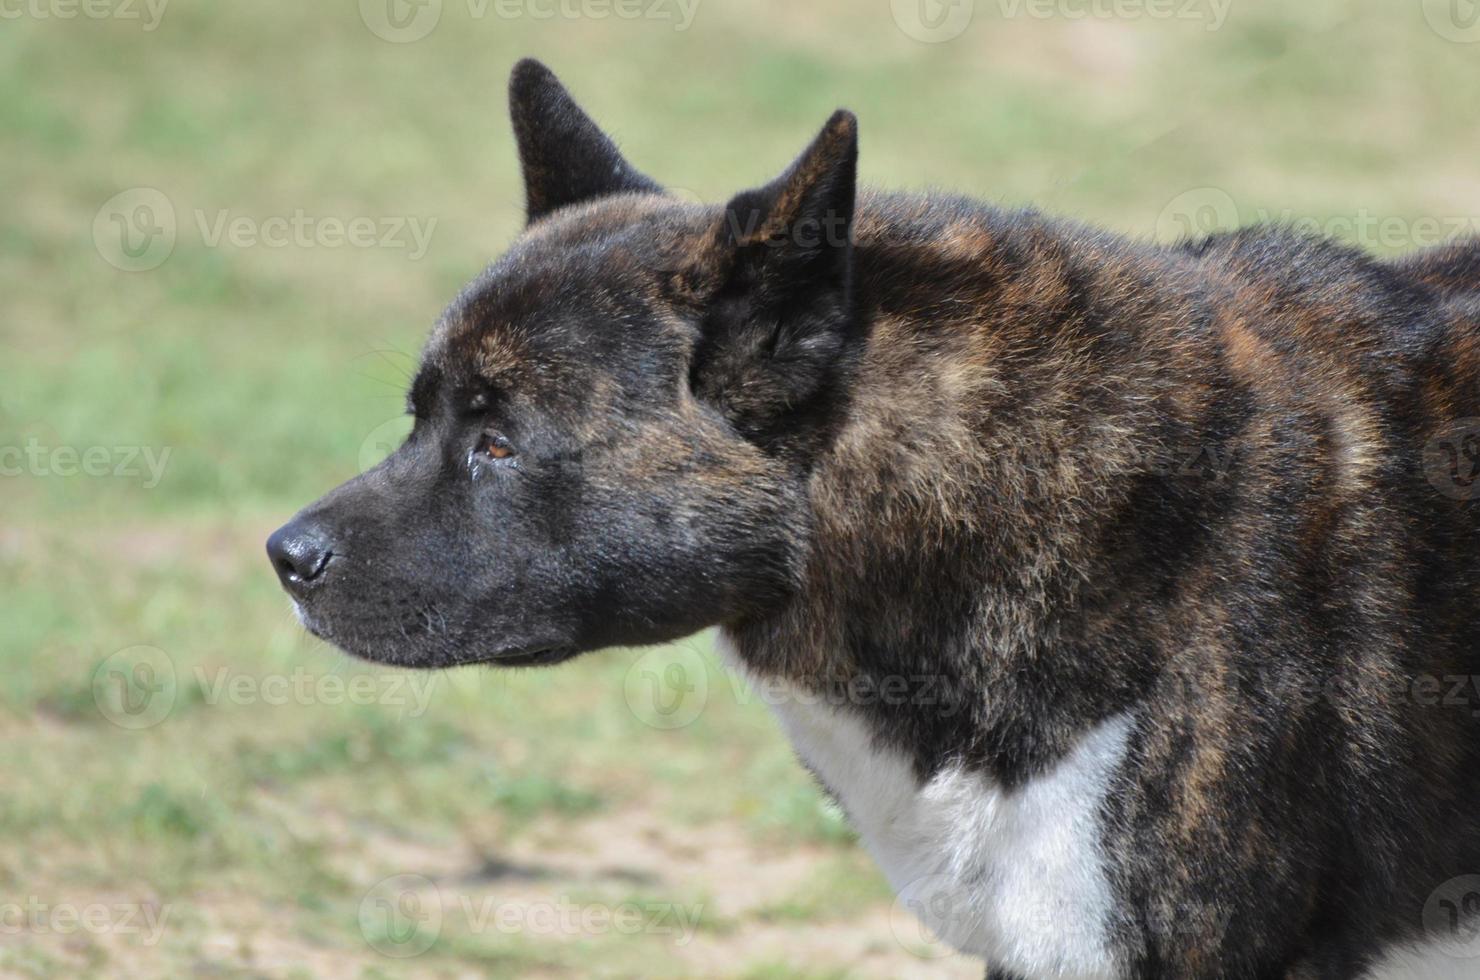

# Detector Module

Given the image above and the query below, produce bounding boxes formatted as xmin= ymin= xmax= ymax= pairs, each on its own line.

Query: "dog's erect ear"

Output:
xmin=719 ymin=109 xmax=858 ymax=296
xmin=508 ymin=58 xmax=662 ymax=224
xmin=690 ymin=111 xmax=860 ymax=456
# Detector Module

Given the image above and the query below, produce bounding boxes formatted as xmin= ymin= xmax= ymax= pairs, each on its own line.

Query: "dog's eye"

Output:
xmin=477 ymin=431 xmax=515 ymax=461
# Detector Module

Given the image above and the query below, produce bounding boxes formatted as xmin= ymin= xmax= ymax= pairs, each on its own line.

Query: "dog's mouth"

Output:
xmin=292 ymin=601 xmax=577 ymax=669
xmin=484 ymin=646 xmax=578 ymax=668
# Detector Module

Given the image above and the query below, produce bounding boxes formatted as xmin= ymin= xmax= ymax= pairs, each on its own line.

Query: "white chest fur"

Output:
xmin=721 ymin=642 xmax=1132 ymax=980
xmin=1367 ymin=945 xmax=1480 ymax=980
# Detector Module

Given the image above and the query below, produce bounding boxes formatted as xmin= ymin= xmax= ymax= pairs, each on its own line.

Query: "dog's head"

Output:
xmin=267 ymin=59 xmax=860 ymax=667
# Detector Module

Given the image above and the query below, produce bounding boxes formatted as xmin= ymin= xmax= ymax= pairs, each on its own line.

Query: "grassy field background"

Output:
xmin=4 ymin=0 xmax=1479 ymax=976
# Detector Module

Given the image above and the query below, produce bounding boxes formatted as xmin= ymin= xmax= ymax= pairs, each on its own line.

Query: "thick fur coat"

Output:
xmin=269 ymin=60 xmax=1480 ymax=978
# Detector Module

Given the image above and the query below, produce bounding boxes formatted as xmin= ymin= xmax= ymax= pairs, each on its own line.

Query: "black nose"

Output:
xmin=266 ymin=518 xmax=334 ymax=593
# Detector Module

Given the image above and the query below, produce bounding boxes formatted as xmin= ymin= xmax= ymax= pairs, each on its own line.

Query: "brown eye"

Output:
xmin=479 ymin=431 xmax=515 ymax=460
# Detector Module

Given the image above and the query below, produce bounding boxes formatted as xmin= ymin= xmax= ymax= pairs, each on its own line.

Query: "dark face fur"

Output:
xmin=266 ymin=59 xmax=860 ymax=668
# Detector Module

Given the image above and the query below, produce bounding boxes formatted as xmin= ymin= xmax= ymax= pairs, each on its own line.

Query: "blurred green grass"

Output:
xmin=3 ymin=0 xmax=1479 ymax=976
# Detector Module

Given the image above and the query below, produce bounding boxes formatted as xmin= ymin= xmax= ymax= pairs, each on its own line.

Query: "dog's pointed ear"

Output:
xmin=688 ymin=112 xmax=860 ymax=454
xmin=508 ymin=58 xmax=662 ymax=224
xmin=719 ymin=109 xmax=858 ymax=294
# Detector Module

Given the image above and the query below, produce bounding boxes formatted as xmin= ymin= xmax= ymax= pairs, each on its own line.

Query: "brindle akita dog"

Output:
xmin=268 ymin=59 xmax=1480 ymax=979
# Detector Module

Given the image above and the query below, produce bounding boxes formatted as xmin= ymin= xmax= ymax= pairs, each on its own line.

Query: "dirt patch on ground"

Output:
xmin=186 ymin=793 xmax=988 ymax=978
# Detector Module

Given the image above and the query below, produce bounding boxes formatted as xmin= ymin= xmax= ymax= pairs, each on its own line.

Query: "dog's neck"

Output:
xmin=727 ymin=194 xmax=1221 ymax=784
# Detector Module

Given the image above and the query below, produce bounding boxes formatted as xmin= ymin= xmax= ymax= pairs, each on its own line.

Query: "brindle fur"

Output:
xmin=269 ymin=60 xmax=1480 ymax=977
